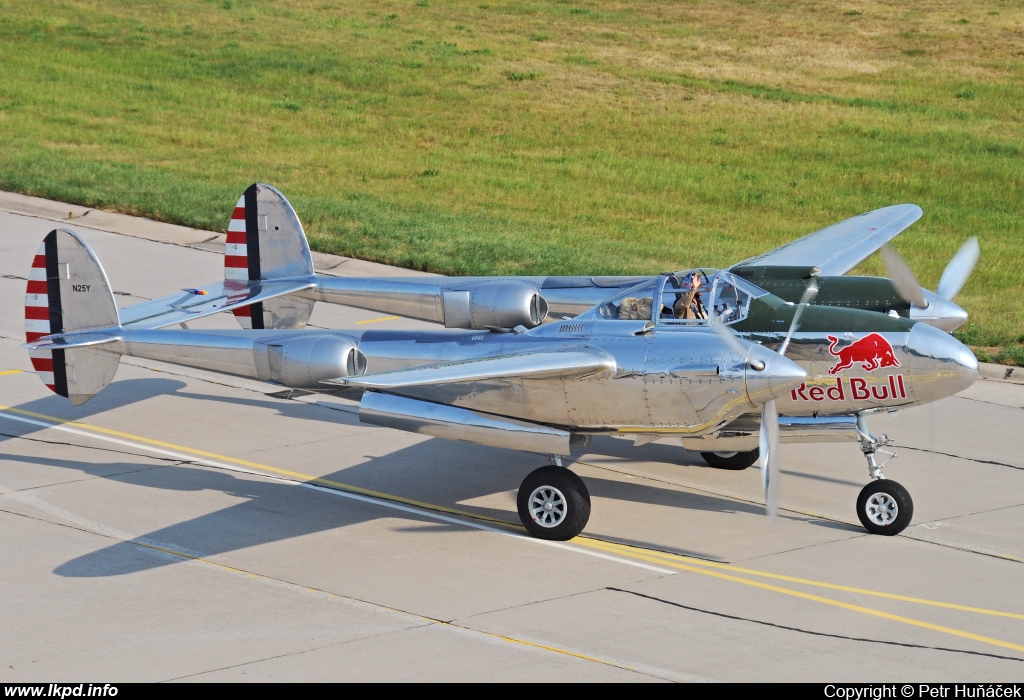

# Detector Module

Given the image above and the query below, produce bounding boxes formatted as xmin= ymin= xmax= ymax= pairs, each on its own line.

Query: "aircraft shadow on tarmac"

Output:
xmin=169 ymin=389 xmax=865 ymax=488
xmin=584 ymin=435 xmax=864 ymax=489
xmin=0 ymin=378 xmax=854 ymax=578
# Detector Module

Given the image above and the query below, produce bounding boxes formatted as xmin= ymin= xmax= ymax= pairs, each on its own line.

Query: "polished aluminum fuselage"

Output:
xmin=112 ymin=313 xmax=975 ymax=438
xmin=754 ymin=323 xmax=976 ymax=414
xmin=114 ymin=322 xmax=802 ymax=436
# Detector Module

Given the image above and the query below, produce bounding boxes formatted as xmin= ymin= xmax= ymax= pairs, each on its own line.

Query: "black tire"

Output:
xmin=517 ymin=466 xmax=591 ymax=541
xmin=856 ymin=479 xmax=914 ymax=536
xmin=700 ymin=449 xmax=759 ymax=470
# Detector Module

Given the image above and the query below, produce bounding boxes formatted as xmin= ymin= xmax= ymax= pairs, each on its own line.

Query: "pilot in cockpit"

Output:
xmin=670 ymin=271 xmax=707 ymax=320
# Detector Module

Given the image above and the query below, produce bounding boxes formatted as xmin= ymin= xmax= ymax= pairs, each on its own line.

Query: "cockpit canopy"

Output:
xmin=584 ymin=269 xmax=768 ymax=326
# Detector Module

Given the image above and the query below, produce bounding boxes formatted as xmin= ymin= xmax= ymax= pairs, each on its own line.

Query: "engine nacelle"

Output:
xmin=442 ymin=281 xmax=548 ymax=330
xmin=260 ymin=336 xmax=367 ymax=388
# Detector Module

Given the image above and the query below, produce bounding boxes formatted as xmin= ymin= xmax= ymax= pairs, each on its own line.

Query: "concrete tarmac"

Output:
xmin=1 ymin=194 xmax=1023 ymax=682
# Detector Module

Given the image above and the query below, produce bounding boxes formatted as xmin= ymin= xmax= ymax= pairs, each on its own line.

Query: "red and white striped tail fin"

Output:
xmin=225 ymin=192 xmax=255 ymax=328
xmin=225 ymin=183 xmax=315 ymax=330
xmin=25 ymin=240 xmax=58 ymax=393
xmin=225 ymin=194 xmax=251 ymax=283
xmin=23 ymin=229 xmax=121 ymax=405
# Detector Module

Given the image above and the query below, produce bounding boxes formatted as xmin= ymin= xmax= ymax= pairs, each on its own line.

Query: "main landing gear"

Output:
xmin=517 ymin=457 xmax=591 ymax=541
xmin=855 ymin=413 xmax=914 ymax=536
xmin=516 ymin=414 xmax=917 ymax=539
xmin=700 ymin=449 xmax=759 ymax=470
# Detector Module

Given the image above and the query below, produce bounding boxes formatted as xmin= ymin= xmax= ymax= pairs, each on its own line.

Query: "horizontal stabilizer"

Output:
xmin=117 ymin=277 xmax=315 ymax=330
xmin=24 ymin=328 xmax=123 ymax=350
xmin=327 ymin=348 xmax=617 ymax=389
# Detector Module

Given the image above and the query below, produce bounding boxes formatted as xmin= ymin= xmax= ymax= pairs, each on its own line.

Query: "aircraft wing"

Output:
xmin=327 ymin=348 xmax=617 ymax=389
xmin=730 ymin=204 xmax=923 ymax=276
xmin=118 ymin=277 xmax=315 ymax=329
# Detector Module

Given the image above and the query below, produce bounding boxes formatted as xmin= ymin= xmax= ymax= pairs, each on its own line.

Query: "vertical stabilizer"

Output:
xmin=226 ymin=183 xmax=315 ymax=329
xmin=25 ymin=229 xmax=121 ymax=405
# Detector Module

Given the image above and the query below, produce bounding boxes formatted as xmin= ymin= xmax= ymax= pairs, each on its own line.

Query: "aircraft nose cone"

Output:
xmin=744 ymin=344 xmax=808 ymax=407
xmin=905 ymin=322 xmax=978 ymax=403
xmin=909 ymin=291 xmax=969 ymax=332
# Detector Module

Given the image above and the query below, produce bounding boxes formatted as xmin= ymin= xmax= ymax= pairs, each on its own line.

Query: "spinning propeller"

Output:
xmin=881 ymin=237 xmax=979 ymax=309
xmin=708 ymin=275 xmax=819 ymax=520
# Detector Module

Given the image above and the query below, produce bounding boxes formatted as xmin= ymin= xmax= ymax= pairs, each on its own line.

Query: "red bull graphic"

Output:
xmin=826 ymin=333 xmax=901 ymax=375
xmin=791 ymin=375 xmax=907 ymax=402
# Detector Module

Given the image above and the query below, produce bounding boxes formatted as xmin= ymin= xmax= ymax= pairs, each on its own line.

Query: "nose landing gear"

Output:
xmin=855 ymin=413 xmax=913 ymax=535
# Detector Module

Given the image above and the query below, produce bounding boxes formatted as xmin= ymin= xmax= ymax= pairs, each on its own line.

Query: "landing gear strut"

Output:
xmin=517 ymin=463 xmax=591 ymax=540
xmin=855 ymin=413 xmax=913 ymax=535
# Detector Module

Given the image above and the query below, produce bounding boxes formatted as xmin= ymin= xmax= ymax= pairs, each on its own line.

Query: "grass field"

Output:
xmin=0 ymin=0 xmax=1022 ymax=361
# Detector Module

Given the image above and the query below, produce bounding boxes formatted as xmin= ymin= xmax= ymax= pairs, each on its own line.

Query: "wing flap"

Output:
xmin=731 ymin=204 xmax=923 ymax=276
xmin=328 ymin=348 xmax=617 ymax=389
xmin=118 ymin=277 xmax=315 ymax=329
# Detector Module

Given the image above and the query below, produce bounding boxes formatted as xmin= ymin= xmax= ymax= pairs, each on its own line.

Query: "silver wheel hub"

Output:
xmin=529 ymin=485 xmax=567 ymax=528
xmin=714 ymin=451 xmax=739 ymax=458
xmin=865 ymin=492 xmax=898 ymax=526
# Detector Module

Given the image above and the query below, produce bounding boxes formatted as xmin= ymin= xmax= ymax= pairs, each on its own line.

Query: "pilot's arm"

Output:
xmin=673 ymin=273 xmax=703 ymax=319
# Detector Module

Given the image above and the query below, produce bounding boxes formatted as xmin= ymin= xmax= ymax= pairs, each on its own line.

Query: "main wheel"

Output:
xmin=856 ymin=479 xmax=914 ymax=536
xmin=700 ymin=449 xmax=759 ymax=470
xmin=517 ymin=465 xmax=591 ymax=541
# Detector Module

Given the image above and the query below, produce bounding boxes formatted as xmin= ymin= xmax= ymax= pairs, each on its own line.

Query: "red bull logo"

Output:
xmin=788 ymin=333 xmax=908 ymax=404
xmin=826 ymin=333 xmax=901 ymax=375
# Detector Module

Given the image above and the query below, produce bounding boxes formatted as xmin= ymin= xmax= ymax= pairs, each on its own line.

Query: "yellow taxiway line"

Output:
xmin=576 ymin=538 xmax=1024 ymax=654
xmin=131 ymin=534 xmax=636 ymax=674
xmin=580 ymin=539 xmax=1024 ymax=620
xmin=0 ymin=403 xmax=673 ymax=575
xmin=1 ymin=399 xmax=1023 ymax=657
xmin=0 ymin=403 xmax=513 ymax=528
xmin=355 ymin=316 xmax=400 ymax=325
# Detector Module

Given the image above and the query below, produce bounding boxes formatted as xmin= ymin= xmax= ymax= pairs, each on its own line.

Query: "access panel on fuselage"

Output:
xmin=564 ymin=335 xmax=651 ymax=430
xmin=641 ymin=332 xmax=749 ymax=434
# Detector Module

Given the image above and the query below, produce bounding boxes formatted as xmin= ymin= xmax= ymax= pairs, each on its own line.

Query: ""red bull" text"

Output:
xmin=791 ymin=374 xmax=907 ymax=402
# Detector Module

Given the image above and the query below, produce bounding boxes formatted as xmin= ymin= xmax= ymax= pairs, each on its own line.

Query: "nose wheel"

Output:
xmin=517 ymin=465 xmax=591 ymax=540
xmin=856 ymin=480 xmax=914 ymax=535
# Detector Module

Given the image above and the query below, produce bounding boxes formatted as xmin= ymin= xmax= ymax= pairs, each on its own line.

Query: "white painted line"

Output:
xmin=0 ymin=410 xmax=675 ymax=575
